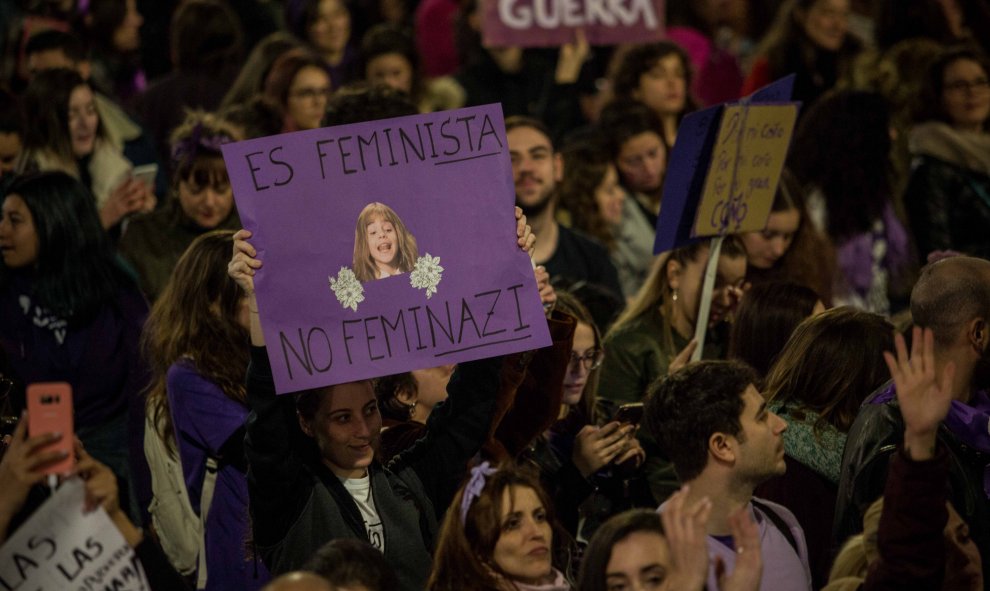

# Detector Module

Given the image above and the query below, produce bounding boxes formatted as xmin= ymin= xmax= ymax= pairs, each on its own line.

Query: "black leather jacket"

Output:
xmin=834 ymin=382 xmax=990 ymax=585
xmin=904 ymin=155 xmax=990 ymax=260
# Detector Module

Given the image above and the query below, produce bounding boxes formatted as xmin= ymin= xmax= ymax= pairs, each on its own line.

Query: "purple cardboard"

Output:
xmin=653 ymin=75 xmax=797 ymax=253
xmin=748 ymin=74 xmax=796 ymax=104
xmin=653 ymin=104 xmax=722 ymax=253
xmin=222 ymin=104 xmax=552 ymax=394
xmin=481 ymin=0 xmax=664 ymax=47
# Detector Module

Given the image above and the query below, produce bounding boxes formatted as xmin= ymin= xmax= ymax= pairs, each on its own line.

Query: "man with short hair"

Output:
xmin=24 ymin=29 xmax=91 ymax=79
xmin=645 ymin=360 xmax=813 ymax=590
xmin=835 ymin=255 xmax=990 ymax=579
xmin=505 ymin=116 xmax=623 ymax=301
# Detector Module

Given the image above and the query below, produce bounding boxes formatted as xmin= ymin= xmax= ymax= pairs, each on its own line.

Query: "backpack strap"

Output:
xmin=750 ymin=498 xmax=799 ymax=556
xmin=195 ymin=456 xmax=220 ymax=589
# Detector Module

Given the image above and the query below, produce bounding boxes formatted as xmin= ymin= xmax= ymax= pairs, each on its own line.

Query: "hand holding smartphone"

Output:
xmin=612 ymin=402 xmax=644 ymax=427
xmin=26 ymin=382 xmax=74 ymax=475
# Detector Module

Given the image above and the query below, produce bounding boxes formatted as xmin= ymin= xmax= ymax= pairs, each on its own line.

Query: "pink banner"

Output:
xmin=481 ymin=0 xmax=664 ymax=47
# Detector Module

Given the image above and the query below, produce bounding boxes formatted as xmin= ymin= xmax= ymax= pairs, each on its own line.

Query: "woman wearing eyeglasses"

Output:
xmin=262 ymin=48 xmax=333 ymax=132
xmin=904 ymin=46 xmax=990 ymax=260
xmin=522 ymin=292 xmax=645 ymax=539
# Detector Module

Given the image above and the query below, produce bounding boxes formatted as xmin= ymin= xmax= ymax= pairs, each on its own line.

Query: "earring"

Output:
xmin=671 ymin=289 xmax=679 ymax=302
xmin=407 ymin=400 xmax=418 ymax=420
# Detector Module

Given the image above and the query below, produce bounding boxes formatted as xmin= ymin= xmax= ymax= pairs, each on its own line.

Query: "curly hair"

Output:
xmin=644 ymin=360 xmax=757 ymax=481
xmin=788 ymin=89 xmax=892 ymax=240
xmin=609 ymin=42 xmax=697 ymax=118
xmin=558 ymin=141 xmax=615 ymax=250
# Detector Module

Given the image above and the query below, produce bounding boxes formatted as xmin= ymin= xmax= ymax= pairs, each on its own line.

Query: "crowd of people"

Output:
xmin=1 ymin=0 xmax=990 ymax=589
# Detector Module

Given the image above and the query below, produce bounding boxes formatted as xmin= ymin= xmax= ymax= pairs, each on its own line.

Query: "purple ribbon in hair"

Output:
xmin=170 ymin=122 xmax=233 ymax=169
xmin=460 ymin=461 xmax=497 ymax=522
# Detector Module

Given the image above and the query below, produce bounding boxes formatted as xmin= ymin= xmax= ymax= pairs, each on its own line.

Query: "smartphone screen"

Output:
xmin=131 ymin=163 xmax=158 ymax=189
xmin=26 ymin=382 xmax=74 ymax=475
xmin=613 ymin=402 xmax=644 ymax=426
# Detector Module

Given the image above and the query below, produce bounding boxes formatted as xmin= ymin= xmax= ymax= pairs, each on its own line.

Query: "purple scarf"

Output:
xmin=874 ymin=385 xmax=990 ymax=497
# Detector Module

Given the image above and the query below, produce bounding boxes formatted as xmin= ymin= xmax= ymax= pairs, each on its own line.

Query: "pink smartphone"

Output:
xmin=26 ymin=382 xmax=75 ymax=475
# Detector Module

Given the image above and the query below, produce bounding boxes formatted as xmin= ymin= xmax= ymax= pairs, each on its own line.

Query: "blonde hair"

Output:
xmin=608 ymin=237 xmax=746 ymax=352
xmin=825 ymin=497 xmax=883 ymax=588
xmin=352 ymin=202 xmax=419 ymax=282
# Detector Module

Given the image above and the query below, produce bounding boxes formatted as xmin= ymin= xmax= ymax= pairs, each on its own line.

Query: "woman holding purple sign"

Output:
xmin=226 ymin=209 xmax=543 ymax=591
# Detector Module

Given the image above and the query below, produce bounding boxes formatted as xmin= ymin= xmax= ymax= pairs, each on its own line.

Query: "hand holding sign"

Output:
xmin=221 ymin=105 xmax=551 ymax=394
xmin=228 ymin=229 xmax=261 ymax=296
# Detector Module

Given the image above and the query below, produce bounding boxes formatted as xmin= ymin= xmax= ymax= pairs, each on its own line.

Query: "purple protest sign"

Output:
xmin=222 ymin=104 xmax=551 ymax=394
xmin=480 ymin=0 xmax=664 ymax=47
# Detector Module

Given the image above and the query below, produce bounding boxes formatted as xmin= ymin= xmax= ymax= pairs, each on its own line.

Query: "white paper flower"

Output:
xmin=410 ymin=253 xmax=444 ymax=299
xmin=329 ymin=267 xmax=365 ymax=311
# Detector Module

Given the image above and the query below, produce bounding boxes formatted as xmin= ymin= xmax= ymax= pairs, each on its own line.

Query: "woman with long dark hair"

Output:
xmin=758 ymin=307 xmax=893 ymax=588
xmin=428 ymin=463 xmax=570 ymax=591
xmin=789 ymin=89 xmax=912 ymax=314
xmin=17 ymin=68 xmax=156 ymax=230
xmin=0 ymin=171 xmax=148 ymax=518
xmin=742 ymin=0 xmax=861 ymax=108
xmin=142 ymin=230 xmax=269 ymax=590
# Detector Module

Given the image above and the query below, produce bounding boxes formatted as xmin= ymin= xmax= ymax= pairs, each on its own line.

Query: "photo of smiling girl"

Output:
xmin=353 ymin=202 xmax=419 ymax=282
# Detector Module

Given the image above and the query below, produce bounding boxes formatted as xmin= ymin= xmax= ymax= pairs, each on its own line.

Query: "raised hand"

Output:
xmin=228 ymin=229 xmax=262 ymax=295
xmin=883 ymin=326 xmax=955 ymax=460
xmin=555 ymin=29 xmax=590 ymax=84
xmin=718 ymin=506 xmax=762 ymax=591
xmin=661 ymin=485 xmax=711 ymax=591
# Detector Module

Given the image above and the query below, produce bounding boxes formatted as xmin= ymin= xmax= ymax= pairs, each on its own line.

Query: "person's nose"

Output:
xmin=354 ymin=415 xmax=373 ymax=439
xmin=771 ymin=411 xmax=787 ymax=434
xmin=203 ymin=188 xmax=220 ymax=209
xmin=771 ymin=237 xmax=788 ymax=258
xmin=522 ymin=516 xmax=546 ymax=540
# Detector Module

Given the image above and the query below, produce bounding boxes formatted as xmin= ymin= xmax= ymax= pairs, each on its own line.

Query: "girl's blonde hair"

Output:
xmin=352 ymin=202 xmax=419 ymax=282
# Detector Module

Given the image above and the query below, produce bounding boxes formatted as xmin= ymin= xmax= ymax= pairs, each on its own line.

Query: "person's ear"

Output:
xmin=395 ymin=385 xmax=417 ymax=406
xmin=297 ymin=412 xmax=315 ymax=438
xmin=708 ymin=432 xmax=735 ymax=464
xmin=553 ymin=152 xmax=564 ymax=183
xmin=969 ymin=318 xmax=988 ymax=352
xmin=666 ymin=259 xmax=683 ymax=291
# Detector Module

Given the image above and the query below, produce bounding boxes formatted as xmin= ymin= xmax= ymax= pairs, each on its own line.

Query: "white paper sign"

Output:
xmin=0 ymin=479 xmax=150 ymax=591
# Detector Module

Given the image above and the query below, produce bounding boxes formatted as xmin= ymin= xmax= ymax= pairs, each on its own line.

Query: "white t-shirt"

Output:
xmin=341 ymin=475 xmax=385 ymax=552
